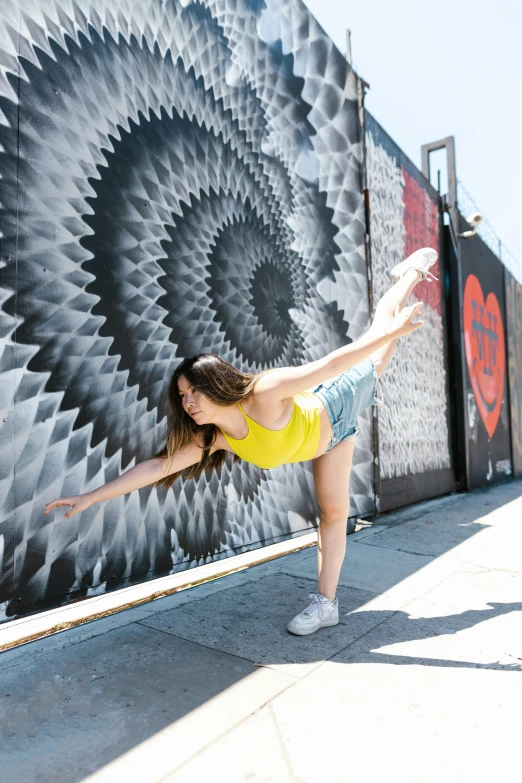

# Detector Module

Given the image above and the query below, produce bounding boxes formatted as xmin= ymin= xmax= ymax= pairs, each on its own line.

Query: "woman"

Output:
xmin=44 ymin=248 xmax=437 ymax=635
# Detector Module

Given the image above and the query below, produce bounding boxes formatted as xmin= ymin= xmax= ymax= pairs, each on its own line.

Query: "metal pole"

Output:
xmin=345 ymin=29 xmax=352 ymax=66
xmin=421 ymin=137 xmax=468 ymax=490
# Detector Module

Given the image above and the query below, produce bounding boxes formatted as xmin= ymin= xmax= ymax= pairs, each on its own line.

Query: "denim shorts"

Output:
xmin=312 ymin=357 xmax=379 ymax=453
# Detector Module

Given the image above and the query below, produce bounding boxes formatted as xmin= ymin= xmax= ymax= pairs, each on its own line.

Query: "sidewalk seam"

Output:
xmin=153 ymin=676 xmax=299 ymax=782
xmin=354 ymin=542 xmax=440 ymax=556
xmin=268 ymin=701 xmax=306 ymax=783
xmin=135 ymin=619 xmax=303 ymax=677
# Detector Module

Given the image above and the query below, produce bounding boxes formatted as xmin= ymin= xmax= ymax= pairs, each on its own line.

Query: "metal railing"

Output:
xmin=457 ymin=179 xmax=522 ymax=284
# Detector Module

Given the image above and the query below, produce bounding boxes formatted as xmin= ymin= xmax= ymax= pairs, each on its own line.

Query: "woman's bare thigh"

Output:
xmin=312 ymin=438 xmax=355 ymax=518
xmin=311 ymin=393 xmax=334 ymax=457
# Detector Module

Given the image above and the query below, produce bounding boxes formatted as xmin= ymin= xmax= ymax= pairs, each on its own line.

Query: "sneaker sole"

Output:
xmin=390 ymin=247 xmax=438 ymax=282
xmin=287 ymin=616 xmax=339 ymax=636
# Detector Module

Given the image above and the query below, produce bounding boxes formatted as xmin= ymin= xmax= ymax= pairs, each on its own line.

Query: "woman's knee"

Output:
xmin=320 ymin=502 xmax=350 ymax=524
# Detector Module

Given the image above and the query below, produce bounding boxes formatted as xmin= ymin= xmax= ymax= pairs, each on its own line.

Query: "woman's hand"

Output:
xmin=44 ymin=493 xmax=94 ymax=519
xmin=388 ymin=302 xmax=423 ymax=340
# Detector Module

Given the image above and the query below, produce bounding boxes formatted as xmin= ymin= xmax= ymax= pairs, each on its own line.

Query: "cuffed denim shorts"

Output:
xmin=312 ymin=357 xmax=379 ymax=454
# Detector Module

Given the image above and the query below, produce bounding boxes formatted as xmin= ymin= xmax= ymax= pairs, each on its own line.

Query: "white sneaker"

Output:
xmin=287 ymin=593 xmax=339 ymax=636
xmin=390 ymin=247 xmax=439 ymax=282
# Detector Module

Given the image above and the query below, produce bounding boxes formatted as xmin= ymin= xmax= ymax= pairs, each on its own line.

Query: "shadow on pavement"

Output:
xmin=1 ymin=480 xmax=521 ymax=781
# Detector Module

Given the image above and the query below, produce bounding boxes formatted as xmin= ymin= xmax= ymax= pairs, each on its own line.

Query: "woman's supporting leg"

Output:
xmin=312 ymin=438 xmax=356 ymax=602
xmin=369 ymin=267 xmax=422 ymax=378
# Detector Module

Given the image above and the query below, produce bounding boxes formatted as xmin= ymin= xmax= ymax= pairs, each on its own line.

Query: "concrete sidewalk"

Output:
xmin=1 ymin=480 xmax=522 ymax=783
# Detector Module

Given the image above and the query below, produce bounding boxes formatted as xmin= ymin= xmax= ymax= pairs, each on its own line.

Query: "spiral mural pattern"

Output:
xmin=0 ymin=0 xmax=371 ymax=618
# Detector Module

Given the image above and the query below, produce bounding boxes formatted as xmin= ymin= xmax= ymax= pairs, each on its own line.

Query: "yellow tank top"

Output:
xmin=221 ymin=392 xmax=322 ymax=469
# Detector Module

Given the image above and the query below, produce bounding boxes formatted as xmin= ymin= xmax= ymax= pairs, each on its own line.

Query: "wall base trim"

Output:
xmin=0 ymin=532 xmax=318 ymax=653
xmin=380 ymin=468 xmax=457 ymax=513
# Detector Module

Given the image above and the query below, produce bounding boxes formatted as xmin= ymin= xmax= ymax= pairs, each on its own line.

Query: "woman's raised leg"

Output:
xmin=369 ymin=267 xmax=422 ymax=378
xmin=367 ymin=245 xmax=437 ymax=375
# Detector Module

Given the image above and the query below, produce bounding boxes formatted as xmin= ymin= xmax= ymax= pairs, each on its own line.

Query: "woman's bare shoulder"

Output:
xmin=246 ymin=389 xmax=292 ymax=428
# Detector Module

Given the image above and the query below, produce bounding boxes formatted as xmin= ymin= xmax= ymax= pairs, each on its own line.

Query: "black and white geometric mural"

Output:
xmin=0 ymin=0 xmax=370 ymax=618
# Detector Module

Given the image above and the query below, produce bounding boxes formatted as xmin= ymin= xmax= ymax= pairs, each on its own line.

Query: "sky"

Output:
xmin=303 ymin=0 xmax=522 ymax=266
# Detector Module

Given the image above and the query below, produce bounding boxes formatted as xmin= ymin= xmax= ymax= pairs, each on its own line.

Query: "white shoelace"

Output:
xmin=302 ymin=593 xmax=330 ymax=618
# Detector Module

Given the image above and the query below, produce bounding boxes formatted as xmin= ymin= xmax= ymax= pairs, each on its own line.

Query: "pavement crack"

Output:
xmin=268 ymin=701 xmax=305 ymax=782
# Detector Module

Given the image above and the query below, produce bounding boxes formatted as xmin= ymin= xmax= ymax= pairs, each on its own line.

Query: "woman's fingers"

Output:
xmin=45 ymin=494 xmax=93 ymax=519
xmin=44 ymin=498 xmax=73 ymax=513
xmin=408 ymin=301 xmax=423 ymax=316
xmin=44 ymin=496 xmax=83 ymax=516
xmin=389 ymin=303 xmax=422 ymax=339
xmin=391 ymin=301 xmax=423 ymax=337
xmin=406 ymin=302 xmax=423 ymax=323
xmin=46 ymin=501 xmax=77 ymax=519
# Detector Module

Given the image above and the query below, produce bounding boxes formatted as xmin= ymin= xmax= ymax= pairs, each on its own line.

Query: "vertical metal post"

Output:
xmin=345 ymin=29 xmax=352 ymax=66
xmin=421 ymin=137 xmax=469 ymax=490
xmin=421 ymin=136 xmax=457 ymax=237
xmin=353 ymin=69 xmax=378 ymax=513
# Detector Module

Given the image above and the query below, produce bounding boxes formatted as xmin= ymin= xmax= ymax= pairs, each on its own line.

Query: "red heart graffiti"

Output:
xmin=463 ymin=274 xmax=505 ymax=438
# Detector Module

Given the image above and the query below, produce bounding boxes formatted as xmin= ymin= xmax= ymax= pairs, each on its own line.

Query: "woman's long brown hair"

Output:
xmin=152 ymin=354 xmax=264 ymax=490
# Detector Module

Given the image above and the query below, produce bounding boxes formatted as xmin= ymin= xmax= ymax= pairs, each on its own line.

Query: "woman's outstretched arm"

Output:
xmin=44 ymin=441 xmax=205 ymax=519
xmin=254 ymin=301 xmax=423 ymax=401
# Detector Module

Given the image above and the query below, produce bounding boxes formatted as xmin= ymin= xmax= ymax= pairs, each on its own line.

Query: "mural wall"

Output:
xmin=458 ymin=223 xmax=512 ymax=489
xmin=0 ymin=0 xmax=371 ymax=618
xmin=365 ymin=113 xmax=455 ymax=511
xmin=505 ymin=271 xmax=522 ymax=477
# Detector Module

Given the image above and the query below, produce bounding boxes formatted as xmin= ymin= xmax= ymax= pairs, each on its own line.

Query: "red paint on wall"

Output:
xmin=402 ymin=168 xmax=442 ymax=315
xmin=463 ymin=274 xmax=505 ymax=438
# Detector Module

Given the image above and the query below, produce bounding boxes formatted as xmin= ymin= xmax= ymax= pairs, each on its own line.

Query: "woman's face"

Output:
xmin=177 ymin=374 xmax=216 ymax=425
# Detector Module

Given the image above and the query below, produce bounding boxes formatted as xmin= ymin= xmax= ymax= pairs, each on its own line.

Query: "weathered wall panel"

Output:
xmin=0 ymin=0 xmax=370 ymax=618
xmin=459 ymin=224 xmax=512 ymax=488
xmin=365 ymin=113 xmax=455 ymax=510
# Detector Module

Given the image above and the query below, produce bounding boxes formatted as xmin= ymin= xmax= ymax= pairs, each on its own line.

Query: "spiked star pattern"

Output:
xmin=0 ymin=0 xmax=371 ymax=618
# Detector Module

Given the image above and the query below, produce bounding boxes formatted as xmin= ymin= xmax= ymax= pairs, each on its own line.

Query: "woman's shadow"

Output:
xmin=333 ymin=600 xmax=522 ymax=671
